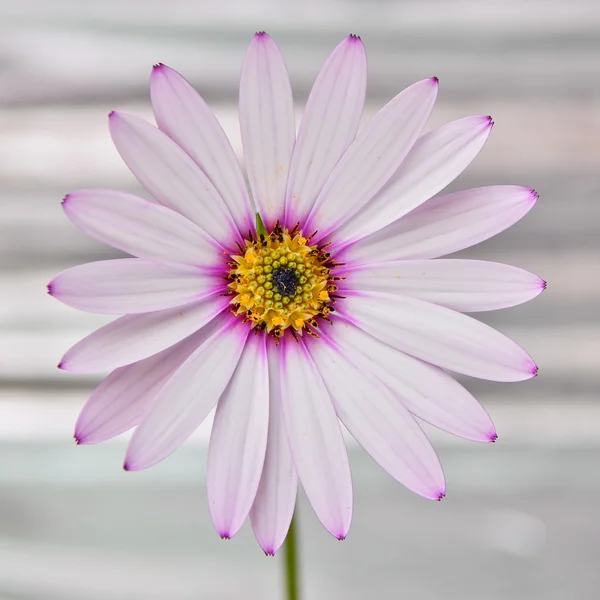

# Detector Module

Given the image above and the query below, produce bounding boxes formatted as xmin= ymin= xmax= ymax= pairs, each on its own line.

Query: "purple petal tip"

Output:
xmin=57 ymin=360 xmax=66 ymax=370
xmin=348 ymin=33 xmax=362 ymax=41
xmin=531 ymin=363 xmax=539 ymax=377
xmin=431 ymin=76 xmax=439 ymax=84
xmin=153 ymin=62 xmax=165 ymax=70
xmin=61 ymin=194 xmax=71 ymax=206
xmin=437 ymin=491 xmax=446 ymax=501
xmin=529 ymin=189 xmax=539 ymax=203
xmin=263 ymin=548 xmax=275 ymax=557
xmin=540 ymin=279 xmax=547 ymax=291
xmin=220 ymin=533 xmax=231 ymax=540
xmin=47 ymin=281 xmax=55 ymax=296
xmin=108 ymin=110 xmax=116 ymax=119
xmin=255 ymin=31 xmax=269 ymax=39
xmin=488 ymin=431 xmax=498 ymax=443
xmin=336 ymin=534 xmax=346 ymax=541
xmin=123 ymin=461 xmax=133 ymax=471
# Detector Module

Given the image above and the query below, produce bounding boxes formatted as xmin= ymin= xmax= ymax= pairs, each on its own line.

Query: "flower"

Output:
xmin=49 ymin=32 xmax=544 ymax=555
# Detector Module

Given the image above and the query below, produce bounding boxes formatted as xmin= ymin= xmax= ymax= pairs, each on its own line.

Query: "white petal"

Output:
xmin=50 ymin=259 xmax=224 ymax=314
xmin=340 ymin=259 xmax=545 ymax=312
xmin=207 ymin=334 xmax=269 ymax=539
xmin=305 ymin=78 xmax=438 ymax=242
xmin=284 ymin=35 xmax=367 ymax=225
xmin=335 ymin=115 xmax=493 ymax=242
xmin=125 ymin=316 xmax=249 ymax=470
xmin=327 ymin=323 xmax=496 ymax=443
xmin=239 ymin=32 xmax=295 ymax=228
xmin=109 ymin=111 xmax=239 ymax=245
xmin=342 ymin=292 xmax=537 ymax=382
xmin=59 ymin=296 xmax=227 ymax=373
xmin=308 ymin=333 xmax=445 ymax=499
xmin=344 ymin=186 xmax=537 ymax=263
xmin=250 ymin=341 xmax=298 ymax=556
xmin=150 ymin=64 xmax=254 ymax=234
xmin=75 ymin=325 xmax=218 ymax=444
xmin=280 ymin=338 xmax=352 ymax=539
xmin=63 ymin=189 xmax=221 ymax=269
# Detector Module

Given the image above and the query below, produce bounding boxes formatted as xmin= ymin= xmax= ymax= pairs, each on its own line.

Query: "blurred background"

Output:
xmin=1 ymin=0 xmax=599 ymax=598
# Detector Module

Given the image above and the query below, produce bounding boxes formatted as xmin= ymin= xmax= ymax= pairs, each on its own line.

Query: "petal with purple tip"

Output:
xmin=284 ymin=34 xmax=367 ymax=225
xmin=59 ymin=296 xmax=228 ymax=374
xmin=75 ymin=323 xmax=221 ymax=444
xmin=207 ymin=334 xmax=269 ymax=539
xmin=150 ymin=64 xmax=254 ymax=234
xmin=50 ymin=259 xmax=224 ymax=314
xmin=342 ymin=292 xmax=537 ymax=382
xmin=109 ymin=111 xmax=239 ymax=245
xmin=335 ymin=115 xmax=493 ymax=243
xmin=309 ymin=332 xmax=445 ymax=499
xmin=305 ymin=77 xmax=438 ymax=241
xmin=239 ymin=32 xmax=295 ymax=228
xmin=280 ymin=338 xmax=353 ymax=540
xmin=344 ymin=186 xmax=537 ymax=263
xmin=250 ymin=341 xmax=298 ymax=555
xmin=62 ymin=189 xmax=221 ymax=269
xmin=124 ymin=316 xmax=248 ymax=471
xmin=327 ymin=323 xmax=496 ymax=443
xmin=339 ymin=259 xmax=545 ymax=312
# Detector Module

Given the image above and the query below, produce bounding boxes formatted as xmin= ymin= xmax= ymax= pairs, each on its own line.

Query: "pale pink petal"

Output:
xmin=284 ymin=35 xmax=367 ymax=225
xmin=75 ymin=323 xmax=221 ymax=444
xmin=239 ymin=32 xmax=295 ymax=228
xmin=280 ymin=338 xmax=352 ymax=540
xmin=62 ymin=189 xmax=221 ymax=269
xmin=341 ymin=292 xmax=537 ymax=382
xmin=59 ymin=296 xmax=227 ymax=373
xmin=308 ymin=334 xmax=445 ymax=499
xmin=335 ymin=116 xmax=493 ymax=242
xmin=305 ymin=78 xmax=438 ymax=241
xmin=109 ymin=111 xmax=238 ymax=245
xmin=250 ymin=340 xmax=298 ymax=555
xmin=49 ymin=259 xmax=224 ymax=314
xmin=124 ymin=316 xmax=249 ymax=471
xmin=344 ymin=186 xmax=537 ymax=264
xmin=207 ymin=334 xmax=269 ymax=539
xmin=340 ymin=259 xmax=545 ymax=312
xmin=328 ymin=323 xmax=496 ymax=442
xmin=150 ymin=64 xmax=254 ymax=234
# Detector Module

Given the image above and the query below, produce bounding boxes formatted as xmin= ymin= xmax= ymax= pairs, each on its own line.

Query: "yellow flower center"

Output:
xmin=227 ymin=223 xmax=338 ymax=339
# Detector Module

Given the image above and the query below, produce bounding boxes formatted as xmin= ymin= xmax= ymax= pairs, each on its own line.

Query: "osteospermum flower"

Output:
xmin=49 ymin=32 xmax=544 ymax=554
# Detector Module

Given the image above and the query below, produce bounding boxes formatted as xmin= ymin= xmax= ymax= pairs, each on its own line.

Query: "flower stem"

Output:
xmin=283 ymin=511 xmax=300 ymax=600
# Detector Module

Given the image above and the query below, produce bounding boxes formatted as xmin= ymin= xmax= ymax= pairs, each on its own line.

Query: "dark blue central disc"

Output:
xmin=272 ymin=267 xmax=298 ymax=296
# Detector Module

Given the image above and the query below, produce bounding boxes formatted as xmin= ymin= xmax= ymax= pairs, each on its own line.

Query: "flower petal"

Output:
xmin=340 ymin=259 xmax=545 ymax=312
xmin=327 ymin=323 xmax=496 ymax=443
xmin=75 ymin=324 xmax=220 ymax=444
xmin=59 ymin=296 xmax=227 ymax=374
xmin=308 ymin=333 xmax=445 ymax=499
xmin=150 ymin=64 xmax=254 ymax=234
xmin=335 ymin=115 xmax=493 ymax=243
xmin=280 ymin=338 xmax=352 ymax=540
xmin=344 ymin=186 xmax=537 ymax=264
xmin=207 ymin=334 xmax=269 ymax=539
xmin=49 ymin=258 xmax=224 ymax=314
xmin=284 ymin=35 xmax=367 ymax=225
xmin=109 ymin=111 xmax=239 ymax=245
xmin=250 ymin=340 xmax=298 ymax=556
xmin=341 ymin=292 xmax=537 ymax=382
xmin=124 ymin=315 xmax=249 ymax=471
xmin=239 ymin=32 xmax=295 ymax=228
xmin=62 ymin=189 xmax=221 ymax=269
xmin=305 ymin=78 xmax=438 ymax=241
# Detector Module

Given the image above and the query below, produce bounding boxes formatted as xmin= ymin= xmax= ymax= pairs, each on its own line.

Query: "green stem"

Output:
xmin=283 ymin=511 xmax=300 ymax=600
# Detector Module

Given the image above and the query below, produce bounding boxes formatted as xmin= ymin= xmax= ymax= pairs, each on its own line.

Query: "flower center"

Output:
xmin=226 ymin=223 xmax=339 ymax=339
